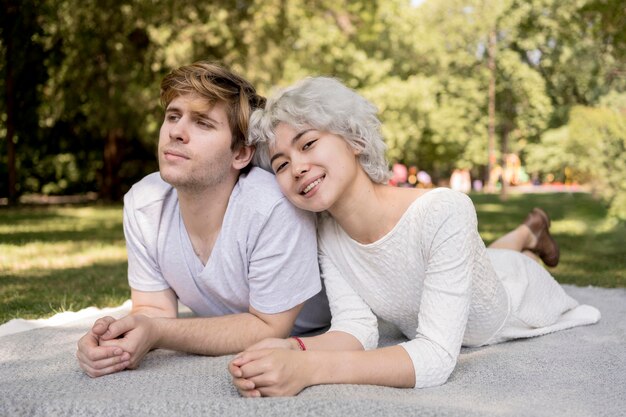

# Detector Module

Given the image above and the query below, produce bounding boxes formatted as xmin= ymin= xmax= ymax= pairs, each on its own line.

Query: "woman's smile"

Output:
xmin=300 ymin=175 xmax=325 ymax=196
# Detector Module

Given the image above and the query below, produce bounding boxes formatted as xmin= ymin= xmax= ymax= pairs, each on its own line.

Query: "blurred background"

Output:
xmin=2 ymin=0 xmax=626 ymax=214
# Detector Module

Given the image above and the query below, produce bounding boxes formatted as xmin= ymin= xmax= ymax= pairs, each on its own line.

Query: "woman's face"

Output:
xmin=269 ymin=122 xmax=360 ymax=213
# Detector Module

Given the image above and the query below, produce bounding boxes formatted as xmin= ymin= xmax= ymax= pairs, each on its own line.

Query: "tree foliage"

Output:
xmin=0 ymin=0 xmax=624 ymax=214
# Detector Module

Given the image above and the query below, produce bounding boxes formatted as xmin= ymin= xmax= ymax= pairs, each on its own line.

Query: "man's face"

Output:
xmin=158 ymin=94 xmax=236 ymax=191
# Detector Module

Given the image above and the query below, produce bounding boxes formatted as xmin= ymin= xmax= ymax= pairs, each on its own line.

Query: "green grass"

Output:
xmin=0 ymin=192 xmax=624 ymax=324
xmin=0 ymin=204 xmax=129 ymax=324
xmin=473 ymin=192 xmax=626 ymax=288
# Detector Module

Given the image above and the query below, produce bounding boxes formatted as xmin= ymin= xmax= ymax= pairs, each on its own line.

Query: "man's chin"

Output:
xmin=159 ymin=170 xmax=185 ymax=187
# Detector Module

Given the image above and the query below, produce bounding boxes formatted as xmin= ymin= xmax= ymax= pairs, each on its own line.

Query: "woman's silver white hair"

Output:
xmin=247 ymin=77 xmax=391 ymax=184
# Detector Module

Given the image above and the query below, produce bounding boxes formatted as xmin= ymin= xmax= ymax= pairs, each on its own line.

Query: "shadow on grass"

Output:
xmin=555 ymin=227 xmax=626 ymax=287
xmin=0 ymin=228 xmax=124 ymax=245
xmin=1 ymin=259 xmax=130 ymax=323
xmin=0 ymin=204 xmax=124 ymax=245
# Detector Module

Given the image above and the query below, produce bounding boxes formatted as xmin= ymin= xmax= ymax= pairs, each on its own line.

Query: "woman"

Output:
xmin=228 ymin=77 xmax=601 ymax=397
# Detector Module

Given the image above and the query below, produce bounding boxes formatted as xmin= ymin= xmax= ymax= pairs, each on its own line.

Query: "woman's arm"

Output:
xmin=230 ymin=344 xmax=415 ymax=397
xmin=230 ymin=190 xmax=481 ymax=395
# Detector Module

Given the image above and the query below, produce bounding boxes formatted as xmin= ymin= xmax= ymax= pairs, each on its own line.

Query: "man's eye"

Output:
xmin=198 ymin=120 xmax=213 ymax=128
xmin=166 ymin=114 xmax=180 ymax=122
xmin=302 ymin=140 xmax=317 ymax=150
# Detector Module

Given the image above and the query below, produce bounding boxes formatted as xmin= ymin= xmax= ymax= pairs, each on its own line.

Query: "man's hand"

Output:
xmin=76 ymin=316 xmax=130 ymax=378
xmin=97 ymin=314 xmax=160 ymax=370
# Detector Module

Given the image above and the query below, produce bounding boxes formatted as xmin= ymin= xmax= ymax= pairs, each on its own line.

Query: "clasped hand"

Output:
xmin=228 ymin=337 xmax=312 ymax=397
xmin=76 ymin=314 xmax=157 ymax=377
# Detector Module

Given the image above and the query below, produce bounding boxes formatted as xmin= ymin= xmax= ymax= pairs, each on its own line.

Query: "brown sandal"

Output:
xmin=523 ymin=208 xmax=560 ymax=267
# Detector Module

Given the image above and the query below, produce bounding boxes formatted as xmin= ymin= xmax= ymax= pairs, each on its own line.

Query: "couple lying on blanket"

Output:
xmin=76 ymin=62 xmax=600 ymax=397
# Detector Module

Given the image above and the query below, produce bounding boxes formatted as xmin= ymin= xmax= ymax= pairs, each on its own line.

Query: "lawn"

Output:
xmin=0 ymin=204 xmax=129 ymax=324
xmin=0 ymin=192 xmax=624 ymax=324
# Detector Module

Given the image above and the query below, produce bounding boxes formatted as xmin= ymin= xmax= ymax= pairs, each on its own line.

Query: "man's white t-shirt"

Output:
xmin=123 ymin=167 xmax=330 ymax=334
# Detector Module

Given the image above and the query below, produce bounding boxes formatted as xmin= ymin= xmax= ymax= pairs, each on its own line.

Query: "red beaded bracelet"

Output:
xmin=292 ymin=336 xmax=306 ymax=351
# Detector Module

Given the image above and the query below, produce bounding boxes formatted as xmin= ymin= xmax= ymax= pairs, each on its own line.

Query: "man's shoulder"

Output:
xmin=124 ymin=172 xmax=175 ymax=210
xmin=234 ymin=167 xmax=287 ymax=211
xmin=230 ymin=167 xmax=316 ymax=233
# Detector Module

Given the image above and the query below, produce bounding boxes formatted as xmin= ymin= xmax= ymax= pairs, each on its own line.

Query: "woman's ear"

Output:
xmin=232 ymin=145 xmax=255 ymax=170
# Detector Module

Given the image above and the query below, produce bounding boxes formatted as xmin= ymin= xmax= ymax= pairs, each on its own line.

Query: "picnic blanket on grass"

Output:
xmin=1 ymin=285 xmax=624 ymax=417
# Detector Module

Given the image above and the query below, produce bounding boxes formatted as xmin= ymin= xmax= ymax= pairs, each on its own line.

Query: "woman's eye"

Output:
xmin=302 ymin=139 xmax=317 ymax=150
xmin=274 ymin=161 xmax=288 ymax=173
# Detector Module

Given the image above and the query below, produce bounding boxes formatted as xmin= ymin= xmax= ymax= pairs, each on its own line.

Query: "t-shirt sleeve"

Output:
xmin=124 ymin=190 xmax=169 ymax=292
xmin=319 ymin=251 xmax=379 ymax=350
xmin=399 ymin=191 xmax=477 ymax=388
xmin=247 ymin=198 xmax=322 ymax=314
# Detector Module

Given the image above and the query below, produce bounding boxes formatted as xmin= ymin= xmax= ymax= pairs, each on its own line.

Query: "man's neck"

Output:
xmin=176 ymin=174 xmax=239 ymax=265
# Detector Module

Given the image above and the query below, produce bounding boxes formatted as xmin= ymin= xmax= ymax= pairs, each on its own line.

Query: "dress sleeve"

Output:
xmin=319 ymin=250 xmax=379 ymax=350
xmin=124 ymin=189 xmax=169 ymax=292
xmin=400 ymin=191 xmax=478 ymax=388
xmin=247 ymin=198 xmax=322 ymax=314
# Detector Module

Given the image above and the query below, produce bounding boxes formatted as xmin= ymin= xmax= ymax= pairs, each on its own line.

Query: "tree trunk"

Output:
xmin=100 ymin=128 xmax=124 ymax=201
xmin=4 ymin=7 xmax=17 ymax=205
xmin=487 ymin=28 xmax=497 ymax=193
xmin=500 ymin=129 xmax=509 ymax=201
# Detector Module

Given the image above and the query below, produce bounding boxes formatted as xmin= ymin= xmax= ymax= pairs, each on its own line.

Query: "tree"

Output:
xmin=0 ymin=0 xmax=49 ymax=204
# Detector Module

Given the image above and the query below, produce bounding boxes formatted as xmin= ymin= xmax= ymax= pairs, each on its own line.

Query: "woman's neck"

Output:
xmin=327 ymin=170 xmax=427 ymax=245
xmin=327 ymin=172 xmax=398 ymax=244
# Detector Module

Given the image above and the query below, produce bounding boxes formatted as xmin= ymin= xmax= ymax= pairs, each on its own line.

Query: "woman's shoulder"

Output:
xmin=408 ymin=187 xmax=477 ymax=234
xmin=417 ymin=187 xmax=474 ymax=211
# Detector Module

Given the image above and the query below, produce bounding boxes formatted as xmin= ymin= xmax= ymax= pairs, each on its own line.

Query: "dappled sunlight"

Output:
xmin=479 ymin=231 xmax=500 ymax=244
xmin=553 ymin=216 xmax=620 ymax=237
xmin=0 ymin=242 xmax=126 ymax=273
xmin=472 ymin=203 xmax=506 ymax=213
xmin=0 ymin=207 xmax=122 ymax=235
xmin=552 ymin=219 xmax=591 ymax=236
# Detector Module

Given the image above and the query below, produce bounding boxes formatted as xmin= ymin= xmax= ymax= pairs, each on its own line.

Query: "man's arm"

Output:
xmin=129 ymin=288 xmax=178 ymax=318
xmin=98 ymin=301 xmax=304 ymax=367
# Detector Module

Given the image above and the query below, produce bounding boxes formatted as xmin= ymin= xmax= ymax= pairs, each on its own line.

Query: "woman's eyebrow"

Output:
xmin=290 ymin=128 xmax=315 ymax=144
xmin=270 ymin=129 xmax=315 ymax=165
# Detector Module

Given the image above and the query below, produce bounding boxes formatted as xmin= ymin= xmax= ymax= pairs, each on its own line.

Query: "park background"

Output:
xmin=1 ymin=0 xmax=625 ymax=323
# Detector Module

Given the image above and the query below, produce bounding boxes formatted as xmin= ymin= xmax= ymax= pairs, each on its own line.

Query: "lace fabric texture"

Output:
xmin=318 ymin=188 xmax=600 ymax=388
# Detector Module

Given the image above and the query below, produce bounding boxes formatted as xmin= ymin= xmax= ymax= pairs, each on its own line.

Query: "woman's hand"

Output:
xmin=244 ymin=337 xmax=298 ymax=352
xmin=229 ymin=349 xmax=313 ymax=397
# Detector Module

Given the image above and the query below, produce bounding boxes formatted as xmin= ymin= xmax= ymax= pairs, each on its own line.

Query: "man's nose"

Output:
xmin=169 ymin=119 xmax=189 ymax=143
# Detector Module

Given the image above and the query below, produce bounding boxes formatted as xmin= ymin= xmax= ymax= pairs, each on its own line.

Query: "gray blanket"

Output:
xmin=1 ymin=285 xmax=625 ymax=417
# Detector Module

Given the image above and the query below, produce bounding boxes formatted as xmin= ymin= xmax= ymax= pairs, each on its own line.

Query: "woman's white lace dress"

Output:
xmin=317 ymin=188 xmax=601 ymax=388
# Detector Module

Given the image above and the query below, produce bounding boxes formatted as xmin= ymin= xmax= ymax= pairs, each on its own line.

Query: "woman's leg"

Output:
xmin=488 ymin=208 xmax=560 ymax=267
xmin=488 ymin=225 xmax=536 ymax=252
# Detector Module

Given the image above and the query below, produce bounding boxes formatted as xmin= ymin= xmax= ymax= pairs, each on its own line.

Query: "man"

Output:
xmin=76 ymin=62 xmax=330 ymax=377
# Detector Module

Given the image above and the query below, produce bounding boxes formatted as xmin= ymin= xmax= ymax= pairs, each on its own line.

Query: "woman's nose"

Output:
xmin=292 ymin=160 xmax=310 ymax=178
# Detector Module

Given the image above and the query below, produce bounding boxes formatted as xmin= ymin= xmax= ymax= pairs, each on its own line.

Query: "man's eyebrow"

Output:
xmin=164 ymin=106 xmax=223 ymax=125
xmin=190 ymin=111 xmax=223 ymax=125
xmin=269 ymin=129 xmax=315 ymax=165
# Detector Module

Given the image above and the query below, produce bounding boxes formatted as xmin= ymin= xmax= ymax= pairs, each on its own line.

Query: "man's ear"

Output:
xmin=232 ymin=145 xmax=255 ymax=170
